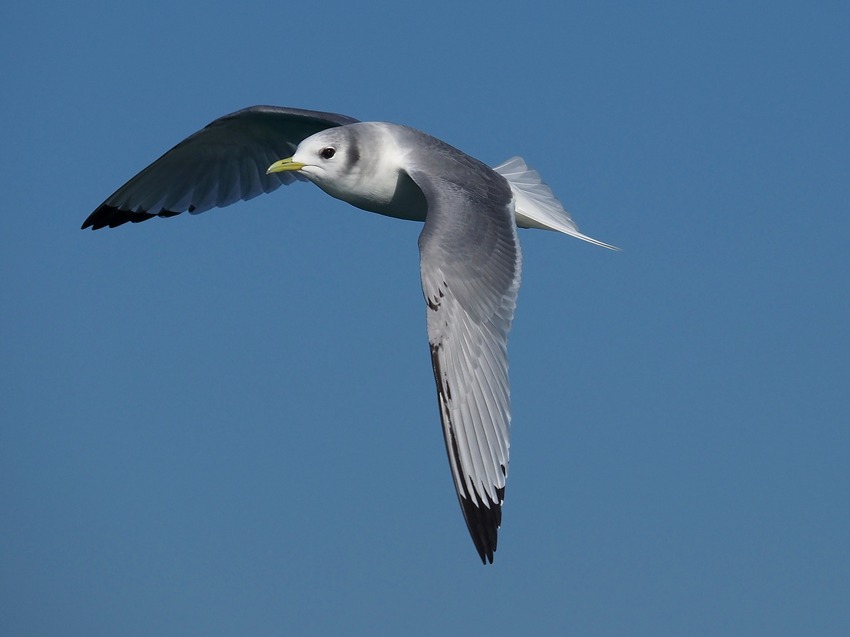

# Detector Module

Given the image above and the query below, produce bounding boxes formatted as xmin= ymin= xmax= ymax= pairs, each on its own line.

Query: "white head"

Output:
xmin=267 ymin=123 xmax=417 ymax=215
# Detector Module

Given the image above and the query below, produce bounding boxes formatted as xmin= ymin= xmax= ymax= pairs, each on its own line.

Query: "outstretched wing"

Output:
xmin=408 ymin=143 xmax=521 ymax=564
xmin=82 ymin=105 xmax=359 ymax=229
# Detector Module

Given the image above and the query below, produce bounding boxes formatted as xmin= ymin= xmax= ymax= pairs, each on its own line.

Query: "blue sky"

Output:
xmin=2 ymin=2 xmax=848 ymax=635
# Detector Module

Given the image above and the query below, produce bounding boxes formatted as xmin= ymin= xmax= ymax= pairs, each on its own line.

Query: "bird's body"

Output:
xmin=83 ymin=106 xmax=615 ymax=563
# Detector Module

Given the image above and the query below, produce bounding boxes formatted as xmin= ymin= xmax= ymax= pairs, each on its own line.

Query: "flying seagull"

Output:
xmin=83 ymin=105 xmax=616 ymax=563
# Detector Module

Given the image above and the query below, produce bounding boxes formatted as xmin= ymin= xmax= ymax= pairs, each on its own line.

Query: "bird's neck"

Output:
xmin=314 ymin=124 xmax=427 ymax=222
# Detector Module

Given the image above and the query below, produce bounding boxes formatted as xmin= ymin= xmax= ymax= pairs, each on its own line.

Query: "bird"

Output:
xmin=83 ymin=105 xmax=616 ymax=563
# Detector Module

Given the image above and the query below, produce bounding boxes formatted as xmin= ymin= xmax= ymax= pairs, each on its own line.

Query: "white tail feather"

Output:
xmin=493 ymin=157 xmax=618 ymax=250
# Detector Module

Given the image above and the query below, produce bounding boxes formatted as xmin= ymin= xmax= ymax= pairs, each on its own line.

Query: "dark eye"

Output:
xmin=320 ymin=147 xmax=335 ymax=160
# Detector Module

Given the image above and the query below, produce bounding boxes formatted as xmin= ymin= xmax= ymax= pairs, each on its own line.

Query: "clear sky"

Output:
xmin=2 ymin=2 xmax=848 ymax=635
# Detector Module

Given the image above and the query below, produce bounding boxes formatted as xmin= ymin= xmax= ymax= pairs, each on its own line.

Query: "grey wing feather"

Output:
xmin=408 ymin=143 xmax=521 ymax=564
xmin=82 ymin=106 xmax=359 ymax=229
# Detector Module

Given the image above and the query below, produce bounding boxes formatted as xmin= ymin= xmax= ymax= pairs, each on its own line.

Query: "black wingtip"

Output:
xmin=81 ymin=205 xmax=182 ymax=230
xmin=459 ymin=487 xmax=504 ymax=565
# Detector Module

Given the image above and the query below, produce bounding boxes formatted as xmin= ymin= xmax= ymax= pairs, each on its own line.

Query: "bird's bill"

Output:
xmin=266 ymin=157 xmax=305 ymax=174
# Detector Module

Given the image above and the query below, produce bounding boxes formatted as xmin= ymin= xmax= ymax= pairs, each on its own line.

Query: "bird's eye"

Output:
xmin=320 ymin=147 xmax=336 ymax=160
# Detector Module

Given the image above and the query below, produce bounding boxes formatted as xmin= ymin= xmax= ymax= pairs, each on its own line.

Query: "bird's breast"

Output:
xmin=317 ymin=164 xmax=428 ymax=223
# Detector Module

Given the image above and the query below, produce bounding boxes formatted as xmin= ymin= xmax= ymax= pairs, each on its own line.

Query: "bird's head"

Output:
xmin=267 ymin=123 xmax=416 ymax=216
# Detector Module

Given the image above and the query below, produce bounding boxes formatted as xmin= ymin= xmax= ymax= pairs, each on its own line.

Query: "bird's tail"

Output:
xmin=493 ymin=157 xmax=618 ymax=250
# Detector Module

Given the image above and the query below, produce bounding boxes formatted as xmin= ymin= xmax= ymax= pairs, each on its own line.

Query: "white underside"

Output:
xmin=493 ymin=157 xmax=618 ymax=250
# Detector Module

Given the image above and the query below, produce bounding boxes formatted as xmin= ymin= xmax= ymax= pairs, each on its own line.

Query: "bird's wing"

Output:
xmin=408 ymin=150 xmax=521 ymax=564
xmin=82 ymin=106 xmax=359 ymax=229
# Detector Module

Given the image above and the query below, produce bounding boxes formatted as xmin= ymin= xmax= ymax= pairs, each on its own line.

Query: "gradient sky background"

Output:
xmin=2 ymin=2 xmax=848 ymax=635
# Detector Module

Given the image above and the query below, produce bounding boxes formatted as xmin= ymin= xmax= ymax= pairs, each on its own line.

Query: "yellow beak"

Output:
xmin=266 ymin=157 xmax=306 ymax=174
